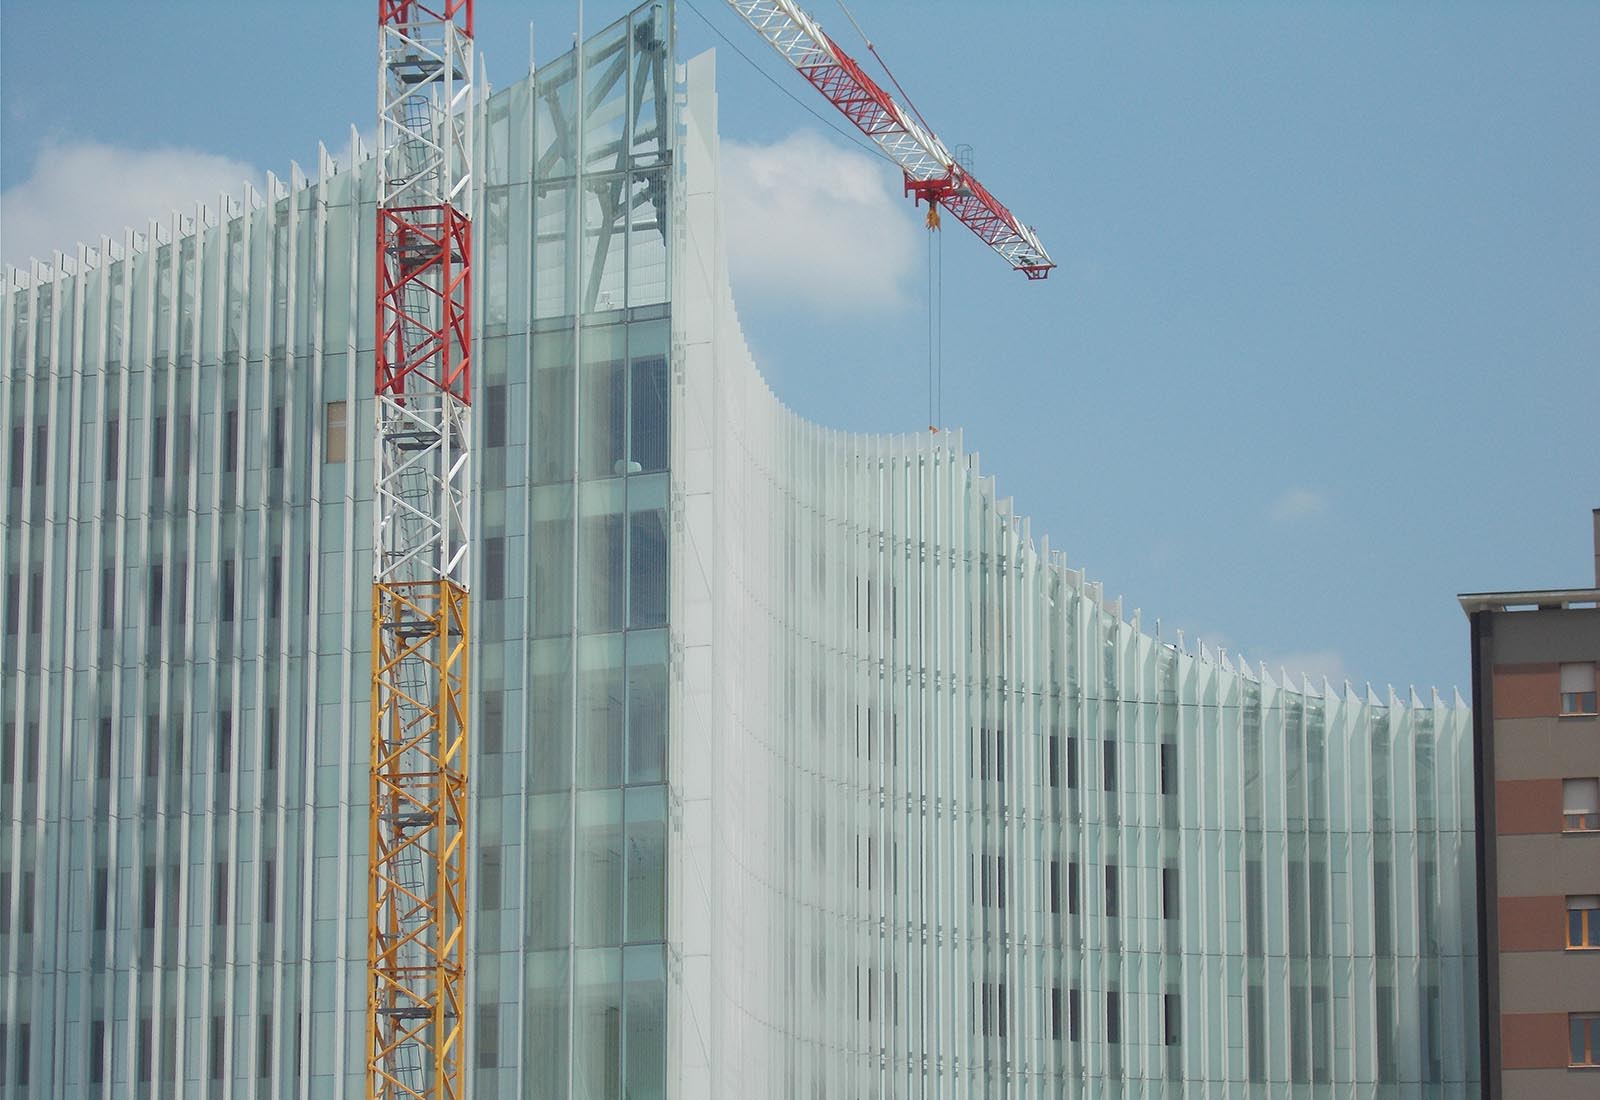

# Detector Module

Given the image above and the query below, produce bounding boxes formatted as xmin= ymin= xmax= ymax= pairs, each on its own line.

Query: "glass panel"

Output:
xmin=578 ymin=633 xmax=625 ymax=788
xmin=625 ymin=785 xmax=666 ymax=943
xmin=627 ymin=633 xmax=667 ymax=784
xmin=575 ymin=789 xmax=624 ymax=946
xmin=572 ymin=948 xmax=621 ymax=1100
xmin=623 ymin=945 xmax=666 ymax=1100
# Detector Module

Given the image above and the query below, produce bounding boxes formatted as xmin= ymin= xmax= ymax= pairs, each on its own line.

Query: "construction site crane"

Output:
xmin=370 ymin=2 xmax=474 ymax=1100
xmin=724 ymin=0 xmax=1056 ymax=278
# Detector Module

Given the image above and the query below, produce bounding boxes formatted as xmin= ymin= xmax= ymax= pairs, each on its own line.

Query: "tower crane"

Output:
xmin=369 ymin=3 xmax=474 ymax=1100
xmin=723 ymin=0 xmax=1055 ymax=279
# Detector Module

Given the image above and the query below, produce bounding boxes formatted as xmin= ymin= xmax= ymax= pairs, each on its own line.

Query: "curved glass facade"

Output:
xmin=1 ymin=3 xmax=1474 ymax=1098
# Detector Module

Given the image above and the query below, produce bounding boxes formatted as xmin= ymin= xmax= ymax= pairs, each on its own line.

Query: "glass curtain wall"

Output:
xmin=0 ymin=4 xmax=673 ymax=1099
xmin=672 ymin=50 xmax=1480 ymax=1100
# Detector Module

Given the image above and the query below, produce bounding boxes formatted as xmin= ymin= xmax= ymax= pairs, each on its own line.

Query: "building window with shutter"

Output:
xmin=1568 ymin=896 xmax=1600 ymax=949
xmin=1560 ymin=662 xmax=1597 ymax=715
xmin=1565 ymin=778 xmax=1600 ymax=832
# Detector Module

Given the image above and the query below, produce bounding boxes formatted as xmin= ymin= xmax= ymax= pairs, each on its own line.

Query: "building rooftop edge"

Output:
xmin=1457 ymin=588 xmax=1600 ymax=615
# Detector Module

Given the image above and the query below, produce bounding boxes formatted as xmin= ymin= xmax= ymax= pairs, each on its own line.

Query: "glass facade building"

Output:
xmin=1 ymin=3 xmax=1477 ymax=1097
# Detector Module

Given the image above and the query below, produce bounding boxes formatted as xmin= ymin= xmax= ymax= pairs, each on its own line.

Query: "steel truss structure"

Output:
xmin=724 ymin=0 xmax=1055 ymax=278
xmin=371 ymin=4 xmax=475 ymax=1100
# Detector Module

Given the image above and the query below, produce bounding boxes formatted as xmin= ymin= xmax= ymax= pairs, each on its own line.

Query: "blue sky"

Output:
xmin=4 ymin=0 xmax=1596 ymax=694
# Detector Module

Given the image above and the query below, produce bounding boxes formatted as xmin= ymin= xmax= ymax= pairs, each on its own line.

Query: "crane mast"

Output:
xmin=370 ymin=3 xmax=474 ymax=1099
xmin=724 ymin=0 xmax=1055 ymax=278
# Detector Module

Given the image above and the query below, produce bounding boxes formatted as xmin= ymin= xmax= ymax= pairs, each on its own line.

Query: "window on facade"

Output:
xmin=477 ymin=1004 xmax=500 ymax=1069
xmin=90 ymin=1019 xmax=106 ymax=1083
xmin=1160 ymin=741 xmax=1176 ymax=796
xmin=33 ymin=424 xmax=47 ymax=487
xmin=1105 ymin=865 xmax=1119 ymax=917
xmin=223 ymin=409 xmax=238 ymax=474
xmin=271 ymin=406 xmax=286 ymax=469
xmin=1568 ymin=896 xmax=1600 ymax=949
xmin=104 ymin=418 xmax=119 ymax=481
xmin=629 ymin=508 xmax=667 ymax=627
xmin=480 ymin=847 xmax=503 ymax=911
xmin=1049 ymin=860 xmax=1060 ymax=914
xmin=1564 ymin=777 xmax=1600 ymax=832
xmin=214 ymin=861 xmax=229 ymax=926
xmin=481 ymin=692 xmax=504 ymax=756
xmin=1162 ymin=866 xmax=1178 ymax=921
xmin=1068 ymin=861 xmax=1080 ymax=915
xmin=1561 ymin=662 xmax=1598 ymax=716
xmin=7 ymin=424 xmax=21 ymax=489
xmin=94 ymin=868 xmax=108 ymax=930
xmin=483 ymin=535 xmax=506 ymax=601
xmin=220 ymin=560 xmax=236 ymax=623
xmin=1164 ymin=992 xmax=1181 ymax=1045
xmin=152 ymin=415 xmax=167 ymax=479
xmin=1048 ymin=734 xmax=1060 ymax=788
xmin=218 ymin=712 xmax=232 ymax=773
xmin=630 ymin=355 xmax=668 ymax=473
xmin=484 ymin=385 xmax=507 ymax=448
xmin=1106 ymin=991 xmax=1121 ymax=1044
xmin=142 ymin=867 xmax=157 ymax=929
xmin=209 ymin=1016 xmax=225 ymax=1079
xmin=1051 ymin=987 xmax=1063 ymax=1040
xmin=1103 ymin=739 xmax=1117 ymax=791
xmin=1069 ymin=988 xmax=1082 ymax=1042
xmin=1572 ymin=1014 xmax=1600 ymax=1068
xmin=324 ymin=400 xmax=347 ymax=463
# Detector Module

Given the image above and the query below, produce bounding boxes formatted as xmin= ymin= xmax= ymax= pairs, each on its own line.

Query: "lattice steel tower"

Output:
xmin=370 ymin=3 xmax=475 ymax=1099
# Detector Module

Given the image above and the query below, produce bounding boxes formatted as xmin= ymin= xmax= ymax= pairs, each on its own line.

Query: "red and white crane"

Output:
xmin=725 ymin=0 xmax=1056 ymax=279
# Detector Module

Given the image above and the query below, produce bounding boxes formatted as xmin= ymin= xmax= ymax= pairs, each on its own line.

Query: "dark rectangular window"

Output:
xmin=142 ymin=866 xmax=157 ymax=929
xmin=480 ymin=846 xmax=503 ymax=911
xmin=104 ymin=418 xmax=119 ymax=481
xmin=261 ymin=859 xmax=275 ymax=922
xmin=481 ymin=692 xmax=504 ymax=755
xmin=1105 ymin=865 xmax=1119 ymax=917
xmin=1160 ymin=741 xmax=1176 ymax=796
xmin=94 ymin=868 xmax=108 ymax=930
xmin=1106 ymin=991 xmax=1121 ymax=1044
xmin=1067 ymin=736 xmax=1078 ymax=789
xmin=485 ymin=383 xmax=508 ymax=447
xmin=1103 ymin=740 xmax=1117 ymax=791
xmin=220 ymin=560 xmax=235 ymax=623
xmin=271 ymin=407 xmax=285 ymax=469
xmin=1069 ymin=988 xmax=1081 ymax=1042
xmin=151 ymin=415 xmax=167 ymax=478
xmin=209 ymin=1016 xmax=225 ymax=1080
xmin=258 ymin=1014 xmax=271 ymax=1077
xmin=214 ymin=862 xmax=229 ymax=926
xmin=1051 ymin=987 xmax=1062 ymax=1040
xmin=268 ymin=554 xmax=282 ymax=617
xmin=218 ymin=712 xmax=232 ymax=773
xmin=477 ymin=1004 xmax=500 ymax=1069
xmin=8 ymin=423 xmax=22 ymax=488
xmin=223 ymin=410 xmax=238 ymax=473
xmin=1248 ymin=984 xmax=1266 ymax=1081
xmin=33 ymin=424 xmax=47 ymax=486
xmin=1374 ymin=859 xmax=1393 ymax=957
xmin=19 ymin=870 xmax=34 ymax=934
xmin=90 ymin=1019 xmax=106 ymax=1083
xmin=1164 ymin=992 xmax=1181 ymax=1046
xmin=1048 ymin=735 xmax=1060 ymax=788
xmin=1162 ymin=866 xmax=1178 ymax=921
xmin=1049 ymin=860 xmax=1060 ymax=914
xmin=101 ymin=566 xmax=116 ymax=630
xmin=144 ymin=716 xmax=161 ymax=777
xmin=1068 ymin=861 xmax=1080 ymax=915
xmin=482 ymin=535 xmax=506 ymax=601
xmin=16 ymin=1021 xmax=31 ymax=1086
xmin=149 ymin=562 xmax=164 ymax=623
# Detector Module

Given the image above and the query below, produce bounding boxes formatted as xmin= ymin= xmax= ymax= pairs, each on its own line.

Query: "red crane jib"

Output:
xmin=797 ymin=32 xmax=1052 ymax=280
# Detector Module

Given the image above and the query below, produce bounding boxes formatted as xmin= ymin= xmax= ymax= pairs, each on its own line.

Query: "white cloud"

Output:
xmin=1261 ymin=649 xmax=1349 ymax=687
xmin=1268 ymin=487 xmax=1329 ymax=524
xmin=2 ymin=140 xmax=261 ymax=267
xmin=719 ymin=129 xmax=920 ymax=313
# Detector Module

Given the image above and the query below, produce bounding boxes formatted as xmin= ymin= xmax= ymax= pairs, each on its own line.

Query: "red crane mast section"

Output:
xmin=726 ymin=0 xmax=1055 ymax=279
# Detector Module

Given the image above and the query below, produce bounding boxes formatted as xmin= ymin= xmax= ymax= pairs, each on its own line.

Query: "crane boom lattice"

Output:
xmin=370 ymin=4 xmax=474 ymax=1100
xmin=725 ymin=0 xmax=1055 ymax=278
